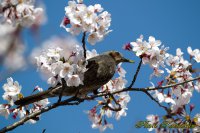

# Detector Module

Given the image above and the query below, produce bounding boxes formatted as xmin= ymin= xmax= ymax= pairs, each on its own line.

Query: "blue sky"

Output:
xmin=0 ymin=0 xmax=200 ymax=133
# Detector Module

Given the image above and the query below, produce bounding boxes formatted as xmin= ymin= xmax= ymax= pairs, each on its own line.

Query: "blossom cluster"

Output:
xmin=0 ymin=77 xmax=49 ymax=123
xmin=127 ymin=35 xmax=169 ymax=79
xmin=34 ymin=36 xmax=86 ymax=87
xmin=126 ymin=35 xmax=200 ymax=80
xmin=87 ymin=63 xmax=130 ymax=132
xmin=149 ymin=46 xmax=200 ymax=116
xmin=125 ymin=35 xmax=200 ymax=132
xmin=60 ymin=0 xmax=112 ymax=45
xmin=33 ymin=36 xmax=98 ymax=87
xmin=0 ymin=0 xmax=44 ymax=27
xmin=165 ymin=49 xmax=195 ymax=113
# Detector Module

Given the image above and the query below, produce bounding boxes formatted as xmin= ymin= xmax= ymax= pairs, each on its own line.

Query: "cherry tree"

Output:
xmin=0 ymin=0 xmax=200 ymax=133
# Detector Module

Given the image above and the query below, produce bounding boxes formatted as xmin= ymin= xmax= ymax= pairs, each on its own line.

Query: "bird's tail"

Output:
xmin=15 ymin=89 xmax=54 ymax=106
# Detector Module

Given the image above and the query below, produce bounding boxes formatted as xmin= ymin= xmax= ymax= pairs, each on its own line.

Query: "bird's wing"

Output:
xmin=84 ymin=58 xmax=99 ymax=81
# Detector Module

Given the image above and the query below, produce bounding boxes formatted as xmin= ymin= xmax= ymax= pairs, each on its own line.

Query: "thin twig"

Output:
xmin=146 ymin=76 xmax=200 ymax=91
xmin=105 ymin=93 xmax=122 ymax=111
xmin=57 ymin=78 xmax=67 ymax=103
xmin=105 ymin=104 xmax=121 ymax=112
xmin=142 ymin=90 xmax=170 ymax=114
xmin=128 ymin=59 xmax=142 ymax=88
xmin=42 ymin=129 xmax=46 ymax=133
xmin=82 ymin=32 xmax=87 ymax=58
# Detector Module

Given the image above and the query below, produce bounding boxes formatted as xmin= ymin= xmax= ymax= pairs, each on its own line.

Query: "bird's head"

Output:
xmin=107 ymin=51 xmax=134 ymax=64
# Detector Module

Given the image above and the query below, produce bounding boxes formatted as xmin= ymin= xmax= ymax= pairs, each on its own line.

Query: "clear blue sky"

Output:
xmin=0 ymin=0 xmax=200 ymax=133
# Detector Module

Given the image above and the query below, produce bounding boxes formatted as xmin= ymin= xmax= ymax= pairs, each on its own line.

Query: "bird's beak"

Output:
xmin=121 ymin=57 xmax=134 ymax=63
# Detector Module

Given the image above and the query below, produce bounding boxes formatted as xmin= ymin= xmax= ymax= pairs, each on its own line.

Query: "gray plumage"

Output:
xmin=15 ymin=51 xmax=133 ymax=106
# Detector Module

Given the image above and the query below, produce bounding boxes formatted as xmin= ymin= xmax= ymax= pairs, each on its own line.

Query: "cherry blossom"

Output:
xmin=0 ymin=77 xmax=49 ymax=123
xmin=33 ymin=36 xmax=86 ymax=87
xmin=187 ymin=47 xmax=200 ymax=63
xmin=67 ymin=74 xmax=83 ymax=87
xmin=130 ymin=36 xmax=169 ymax=78
xmin=86 ymin=63 xmax=130 ymax=131
xmin=0 ymin=0 xmax=44 ymax=27
xmin=0 ymin=104 xmax=10 ymax=119
xmin=61 ymin=0 xmax=112 ymax=45
xmin=33 ymin=87 xmax=50 ymax=108
xmin=194 ymin=114 xmax=200 ymax=123
xmin=187 ymin=47 xmax=199 ymax=56
xmin=194 ymin=80 xmax=200 ymax=92
xmin=2 ymin=77 xmax=22 ymax=106
xmin=194 ymin=53 xmax=200 ymax=63
xmin=87 ymin=106 xmax=114 ymax=132
xmin=86 ymin=49 xmax=98 ymax=59
xmin=146 ymin=114 xmax=159 ymax=131
xmin=117 ymin=63 xmax=126 ymax=77
xmin=153 ymin=90 xmax=165 ymax=103
xmin=33 ymin=36 xmax=100 ymax=87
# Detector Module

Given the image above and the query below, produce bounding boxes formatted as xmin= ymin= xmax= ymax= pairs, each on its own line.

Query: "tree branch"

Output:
xmin=105 ymin=93 xmax=122 ymax=111
xmin=145 ymin=76 xmax=200 ymax=91
xmin=82 ymin=32 xmax=87 ymax=59
xmin=86 ymin=76 xmax=200 ymax=99
xmin=42 ymin=129 xmax=46 ymax=133
xmin=57 ymin=78 xmax=67 ymax=103
xmin=0 ymin=96 xmax=84 ymax=133
xmin=128 ymin=59 xmax=142 ymax=88
xmin=141 ymin=91 xmax=170 ymax=114
xmin=1 ymin=76 xmax=200 ymax=132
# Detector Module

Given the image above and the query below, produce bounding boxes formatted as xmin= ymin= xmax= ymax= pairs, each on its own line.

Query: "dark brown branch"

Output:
xmin=145 ymin=76 xmax=200 ymax=91
xmin=109 ymin=93 xmax=119 ymax=106
xmin=128 ymin=59 xmax=142 ymax=88
xmin=89 ymin=76 xmax=200 ymax=99
xmin=105 ymin=104 xmax=121 ymax=112
xmin=1 ymin=76 xmax=200 ymax=132
xmin=57 ymin=78 xmax=67 ymax=103
xmin=42 ymin=129 xmax=46 ymax=133
xmin=106 ymin=93 xmax=122 ymax=111
xmin=0 ymin=96 xmax=84 ymax=133
xmin=82 ymin=32 xmax=87 ymax=58
xmin=141 ymin=90 xmax=170 ymax=114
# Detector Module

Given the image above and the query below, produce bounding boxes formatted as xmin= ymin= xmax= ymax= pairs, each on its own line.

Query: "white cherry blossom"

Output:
xmin=187 ymin=47 xmax=199 ymax=57
xmin=86 ymin=49 xmax=98 ymax=59
xmin=61 ymin=0 xmax=112 ymax=45
xmin=33 ymin=36 xmax=88 ymax=87
xmin=115 ymin=107 xmax=127 ymax=120
xmin=195 ymin=80 xmax=200 ymax=92
xmin=0 ymin=0 xmax=44 ymax=27
xmin=59 ymin=63 xmax=74 ymax=78
xmin=67 ymin=74 xmax=83 ymax=87
xmin=2 ymin=77 xmax=22 ymax=105
xmin=146 ymin=114 xmax=159 ymax=131
xmin=117 ymin=63 xmax=126 ymax=77
xmin=194 ymin=53 xmax=200 ymax=63
xmin=0 ymin=104 xmax=10 ymax=119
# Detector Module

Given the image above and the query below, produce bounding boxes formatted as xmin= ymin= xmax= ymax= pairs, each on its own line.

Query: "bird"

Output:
xmin=14 ymin=51 xmax=134 ymax=106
